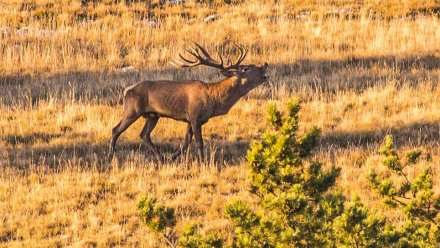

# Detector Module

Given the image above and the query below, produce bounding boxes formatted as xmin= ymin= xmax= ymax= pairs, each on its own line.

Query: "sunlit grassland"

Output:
xmin=1 ymin=0 xmax=440 ymax=247
xmin=0 ymin=0 xmax=439 ymax=74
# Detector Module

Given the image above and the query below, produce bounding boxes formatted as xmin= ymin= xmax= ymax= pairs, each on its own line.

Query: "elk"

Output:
xmin=109 ymin=43 xmax=269 ymax=162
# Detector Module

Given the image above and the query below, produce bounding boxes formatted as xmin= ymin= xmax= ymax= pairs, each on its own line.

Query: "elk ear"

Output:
xmin=220 ymin=70 xmax=238 ymax=77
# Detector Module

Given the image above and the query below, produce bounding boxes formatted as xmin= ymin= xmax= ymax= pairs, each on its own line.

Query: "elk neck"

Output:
xmin=207 ymin=76 xmax=251 ymax=117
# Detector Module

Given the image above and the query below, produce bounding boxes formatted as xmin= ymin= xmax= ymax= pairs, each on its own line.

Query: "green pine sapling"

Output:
xmin=368 ymin=135 xmax=440 ymax=247
xmin=137 ymin=196 xmax=222 ymax=247
xmin=226 ymin=99 xmax=344 ymax=247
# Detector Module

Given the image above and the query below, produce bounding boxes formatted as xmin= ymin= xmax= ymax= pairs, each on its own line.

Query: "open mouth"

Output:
xmin=263 ymin=74 xmax=269 ymax=80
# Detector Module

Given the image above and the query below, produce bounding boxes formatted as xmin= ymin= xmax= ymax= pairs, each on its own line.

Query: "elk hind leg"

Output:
xmin=109 ymin=113 xmax=140 ymax=160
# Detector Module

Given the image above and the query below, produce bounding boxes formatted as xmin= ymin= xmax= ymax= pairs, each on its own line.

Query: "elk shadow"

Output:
xmin=1 ymin=55 xmax=439 ymax=106
xmin=260 ymin=55 xmax=440 ymax=99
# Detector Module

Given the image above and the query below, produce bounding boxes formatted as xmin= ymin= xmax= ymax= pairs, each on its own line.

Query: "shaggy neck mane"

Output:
xmin=208 ymin=77 xmax=242 ymax=100
xmin=207 ymin=76 xmax=245 ymax=116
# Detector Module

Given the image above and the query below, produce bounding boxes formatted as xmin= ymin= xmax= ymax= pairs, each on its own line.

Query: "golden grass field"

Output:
xmin=1 ymin=0 xmax=440 ymax=246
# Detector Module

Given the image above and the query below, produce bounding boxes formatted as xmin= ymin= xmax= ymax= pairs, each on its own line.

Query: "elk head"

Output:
xmin=171 ymin=43 xmax=269 ymax=90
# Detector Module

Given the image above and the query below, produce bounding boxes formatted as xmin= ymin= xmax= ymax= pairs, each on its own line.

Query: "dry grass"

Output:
xmin=1 ymin=0 xmax=440 ymax=247
xmin=0 ymin=0 xmax=439 ymax=74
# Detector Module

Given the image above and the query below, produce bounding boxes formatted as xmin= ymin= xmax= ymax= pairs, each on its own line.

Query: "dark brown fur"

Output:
xmin=109 ymin=48 xmax=269 ymax=162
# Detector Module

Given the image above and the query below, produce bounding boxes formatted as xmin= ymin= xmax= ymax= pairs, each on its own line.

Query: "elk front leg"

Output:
xmin=140 ymin=116 xmax=162 ymax=162
xmin=171 ymin=124 xmax=193 ymax=161
xmin=191 ymin=122 xmax=204 ymax=162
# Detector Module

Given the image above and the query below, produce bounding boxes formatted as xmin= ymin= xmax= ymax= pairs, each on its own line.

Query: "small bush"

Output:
xmin=226 ymin=99 xmax=343 ymax=247
xmin=137 ymin=196 xmax=178 ymax=247
xmin=368 ymin=135 xmax=440 ymax=247
xmin=137 ymin=197 xmax=222 ymax=247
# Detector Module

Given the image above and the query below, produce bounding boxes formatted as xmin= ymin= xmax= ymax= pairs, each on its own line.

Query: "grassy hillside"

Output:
xmin=1 ymin=0 xmax=440 ymax=247
xmin=0 ymin=0 xmax=439 ymax=75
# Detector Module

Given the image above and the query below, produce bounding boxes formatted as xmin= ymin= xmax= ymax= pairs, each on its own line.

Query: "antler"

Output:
xmin=227 ymin=43 xmax=247 ymax=68
xmin=171 ymin=43 xmax=247 ymax=71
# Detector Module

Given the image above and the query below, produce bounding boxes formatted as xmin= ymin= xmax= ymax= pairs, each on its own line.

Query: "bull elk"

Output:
xmin=109 ymin=43 xmax=269 ymax=161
